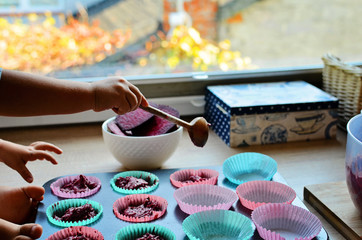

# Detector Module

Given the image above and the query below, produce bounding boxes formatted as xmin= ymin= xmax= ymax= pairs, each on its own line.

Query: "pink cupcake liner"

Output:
xmin=170 ymin=169 xmax=219 ymax=188
xmin=46 ymin=226 xmax=104 ymax=240
xmin=173 ymin=184 xmax=238 ymax=215
xmin=236 ymin=180 xmax=296 ymax=210
xmin=113 ymin=194 xmax=168 ymax=223
xmin=50 ymin=175 xmax=101 ymax=198
xmin=251 ymin=203 xmax=322 ymax=240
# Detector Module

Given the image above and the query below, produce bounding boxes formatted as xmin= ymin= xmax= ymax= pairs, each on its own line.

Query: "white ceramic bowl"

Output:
xmin=102 ymin=117 xmax=183 ymax=170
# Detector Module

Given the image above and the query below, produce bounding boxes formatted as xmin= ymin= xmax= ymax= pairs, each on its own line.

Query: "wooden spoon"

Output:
xmin=140 ymin=105 xmax=209 ymax=147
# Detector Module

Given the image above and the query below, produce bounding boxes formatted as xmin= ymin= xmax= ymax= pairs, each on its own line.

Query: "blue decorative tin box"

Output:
xmin=205 ymin=81 xmax=339 ymax=147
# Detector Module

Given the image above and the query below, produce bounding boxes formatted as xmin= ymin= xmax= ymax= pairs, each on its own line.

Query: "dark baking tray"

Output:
xmin=36 ymin=165 xmax=329 ymax=239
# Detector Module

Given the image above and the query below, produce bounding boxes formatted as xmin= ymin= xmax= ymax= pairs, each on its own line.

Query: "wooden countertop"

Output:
xmin=304 ymin=181 xmax=362 ymax=240
xmin=0 ymin=122 xmax=349 ymax=239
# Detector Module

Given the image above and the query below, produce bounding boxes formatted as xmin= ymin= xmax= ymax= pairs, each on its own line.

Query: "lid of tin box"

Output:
xmin=206 ymin=81 xmax=338 ymax=115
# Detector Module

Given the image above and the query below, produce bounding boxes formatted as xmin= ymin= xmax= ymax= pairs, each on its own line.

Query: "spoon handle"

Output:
xmin=140 ymin=105 xmax=191 ymax=129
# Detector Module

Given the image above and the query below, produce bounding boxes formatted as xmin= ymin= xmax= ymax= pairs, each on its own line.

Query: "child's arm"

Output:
xmin=0 ymin=69 xmax=148 ymax=117
xmin=0 ymin=139 xmax=62 ymax=183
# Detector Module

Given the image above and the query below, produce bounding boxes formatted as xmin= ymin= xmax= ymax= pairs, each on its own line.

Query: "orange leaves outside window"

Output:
xmin=0 ymin=13 xmax=131 ymax=74
xmin=143 ymin=25 xmax=255 ymax=72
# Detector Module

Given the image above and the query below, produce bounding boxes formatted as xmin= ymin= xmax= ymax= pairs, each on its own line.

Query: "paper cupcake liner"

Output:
xmin=223 ymin=152 xmax=277 ymax=185
xmin=169 ymin=169 xmax=219 ymax=188
xmin=46 ymin=199 xmax=103 ymax=227
xmin=110 ymin=171 xmax=159 ymax=195
xmin=116 ymin=223 xmax=176 ymax=240
xmin=182 ymin=209 xmax=255 ymax=240
xmin=113 ymin=194 xmax=168 ymax=223
xmin=236 ymin=180 xmax=296 ymax=210
xmin=173 ymin=184 xmax=238 ymax=215
xmin=50 ymin=175 xmax=101 ymax=199
xmin=251 ymin=203 xmax=322 ymax=240
xmin=46 ymin=226 xmax=104 ymax=240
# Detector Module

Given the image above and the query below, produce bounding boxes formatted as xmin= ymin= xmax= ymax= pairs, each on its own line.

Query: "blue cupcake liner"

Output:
xmin=182 ymin=209 xmax=254 ymax=240
xmin=46 ymin=199 xmax=103 ymax=228
xmin=116 ymin=223 xmax=176 ymax=240
xmin=110 ymin=171 xmax=159 ymax=195
xmin=223 ymin=152 xmax=277 ymax=185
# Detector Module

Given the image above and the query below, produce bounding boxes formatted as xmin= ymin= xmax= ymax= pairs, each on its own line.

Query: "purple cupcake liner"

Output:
xmin=251 ymin=203 xmax=322 ymax=240
xmin=50 ymin=175 xmax=101 ymax=198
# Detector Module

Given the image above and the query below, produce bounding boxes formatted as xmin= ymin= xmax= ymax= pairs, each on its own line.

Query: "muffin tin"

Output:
xmin=36 ymin=166 xmax=329 ymax=240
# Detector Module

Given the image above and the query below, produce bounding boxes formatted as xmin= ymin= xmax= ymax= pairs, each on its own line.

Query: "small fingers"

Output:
xmin=30 ymin=142 xmax=63 ymax=154
xmin=17 ymin=165 xmax=33 ymax=183
xmin=112 ymin=107 xmax=121 ymax=115
xmin=18 ymin=223 xmax=43 ymax=239
xmin=22 ymin=186 xmax=45 ymax=201
xmin=112 ymin=100 xmax=131 ymax=115
xmin=27 ymin=150 xmax=58 ymax=165
xmin=129 ymin=85 xmax=145 ymax=110
xmin=140 ymin=96 xmax=149 ymax=107
xmin=125 ymin=92 xmax=138 ymax=112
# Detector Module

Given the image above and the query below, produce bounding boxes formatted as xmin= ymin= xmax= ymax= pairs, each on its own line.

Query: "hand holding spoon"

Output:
xmin=140 ymin=105 xmax=209 ymax=147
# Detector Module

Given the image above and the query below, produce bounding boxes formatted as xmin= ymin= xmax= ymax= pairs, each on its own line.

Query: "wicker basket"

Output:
xmin=322 ymin=53 xmax=362 ymax=128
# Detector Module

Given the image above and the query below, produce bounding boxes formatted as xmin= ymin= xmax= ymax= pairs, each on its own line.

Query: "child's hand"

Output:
xmin=91 ymin=77 xmax=148 ymax=115
xmin=0 ymin=140 xmax=62 ymax=183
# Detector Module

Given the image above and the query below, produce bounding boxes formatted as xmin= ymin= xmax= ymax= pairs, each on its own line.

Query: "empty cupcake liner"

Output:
xmin=50 ymin=175 xmax=101 ymax=198
xmin=113 ymin=194 xmax=168 ymax=223
xmin=46 ymin=199 xmax=103 ymax=227
xmin=173 ymin=184 xmax=238 ymax=215
xmin=170 ymin=168 xmax=219 ymax=188
xmin=223 ymin=152 xmax=277 ymax=185
xmin=251 ymin=203 xmax=322 ymax=240
xmin=182 ymin=209 xmax=255 ymax=240
xmin=116 ymin=223 xmax=176 ymax=240
xmin=46 ymin=226 xmax=104 ymax=240
xmin=236 ymin=180 xmax=296 ymax=210
xmin=110 ymin=171 xmax=159 ymax=195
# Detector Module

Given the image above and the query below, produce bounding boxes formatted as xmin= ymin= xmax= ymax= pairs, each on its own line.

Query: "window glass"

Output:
xmin=30 ymin=0 xmax=58 ymax=6
xmin=0 ymin=0 xmax=19 ymax=7
xmin=0 ymin=0 xmax=360 ymax=79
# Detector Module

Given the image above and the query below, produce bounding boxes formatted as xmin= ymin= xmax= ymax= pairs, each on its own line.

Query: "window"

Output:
xmin=30 ymin=0 xmax=59 ymax=5
xmin=0 ymin=0 xmax=361 ymax=127
xmin=0 ymin=0 xmax=19 ymax=7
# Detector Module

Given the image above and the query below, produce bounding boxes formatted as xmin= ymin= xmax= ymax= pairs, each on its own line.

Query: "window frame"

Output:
xmin=67 ymin=64 xmax=329 ymax=99
xmin=128 ymin=64 xmax=328 ymax=99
